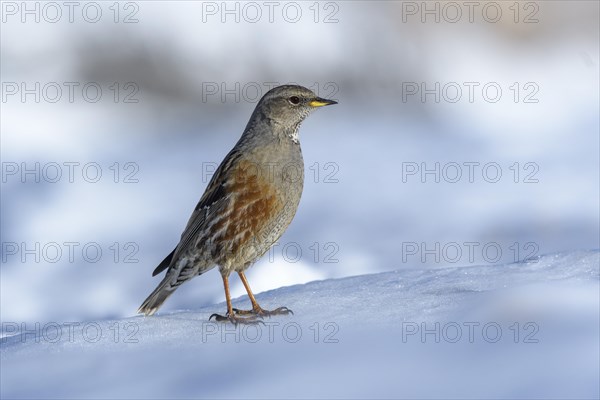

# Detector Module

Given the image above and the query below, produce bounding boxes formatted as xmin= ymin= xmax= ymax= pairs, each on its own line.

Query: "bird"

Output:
xmin=138 ymin=84 xmax=337 ymax=324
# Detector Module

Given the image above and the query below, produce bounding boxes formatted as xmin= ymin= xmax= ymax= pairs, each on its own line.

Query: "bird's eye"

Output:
xmin=289 ymin=96 xmax=300 ymax=105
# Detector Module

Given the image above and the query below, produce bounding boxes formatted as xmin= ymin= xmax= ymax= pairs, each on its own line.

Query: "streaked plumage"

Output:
xmin=138 ymin=85 xmax=337 ymax=323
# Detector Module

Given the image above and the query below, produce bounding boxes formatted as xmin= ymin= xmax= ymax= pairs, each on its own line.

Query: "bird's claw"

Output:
xmin=231 ymin=306 xmax=293 ymax=318
xmin=209 ymin=312 xmax=264 ymax=325
xmin=269 ymin=306 xmax=294 ymax=316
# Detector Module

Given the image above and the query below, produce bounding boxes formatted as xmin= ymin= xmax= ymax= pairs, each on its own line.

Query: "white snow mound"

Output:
xmin=1 ymin=251 xmax=599 ymax=399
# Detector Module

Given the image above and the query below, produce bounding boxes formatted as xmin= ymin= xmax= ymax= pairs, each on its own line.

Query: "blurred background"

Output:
xmin=1 ymin=0 xmax=598 ymax=325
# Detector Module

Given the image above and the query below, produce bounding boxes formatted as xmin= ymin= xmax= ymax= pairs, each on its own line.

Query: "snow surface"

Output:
xmin=2 ymin=251 xmax=598 ymax=399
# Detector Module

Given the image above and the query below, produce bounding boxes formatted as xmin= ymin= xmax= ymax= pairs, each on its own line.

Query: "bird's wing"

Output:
xmin=152 ymin=148 xmax=242 ymax=276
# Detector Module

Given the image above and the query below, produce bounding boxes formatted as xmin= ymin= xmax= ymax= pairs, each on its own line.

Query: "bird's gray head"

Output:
xmin=246 ymin=84 xmax=337 ymax=143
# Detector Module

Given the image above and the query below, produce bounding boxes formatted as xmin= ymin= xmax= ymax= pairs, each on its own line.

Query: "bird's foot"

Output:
xmin=209 ymin=312 xmax=263 ymax=325
xmin=232 ymin=306 xmax=293 ymax=318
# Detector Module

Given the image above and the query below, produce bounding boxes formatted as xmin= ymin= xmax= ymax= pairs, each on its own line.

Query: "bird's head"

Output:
xmin=249 ymin=85 xmax=337 ymax=142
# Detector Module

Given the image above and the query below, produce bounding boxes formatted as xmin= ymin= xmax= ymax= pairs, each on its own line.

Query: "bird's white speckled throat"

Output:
xmin=288 ymin=130 xmax=299 ymax=144
xmin=287 ymin=121 xmax=303 ymax=144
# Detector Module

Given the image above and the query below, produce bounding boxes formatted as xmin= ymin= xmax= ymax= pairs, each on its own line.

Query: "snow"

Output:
xmin=2 ymin=251 xmax=598 ymax=399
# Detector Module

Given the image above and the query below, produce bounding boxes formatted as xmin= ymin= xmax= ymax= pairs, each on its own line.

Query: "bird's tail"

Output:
xmin=138 ymin=275 xmax=176 ymax=316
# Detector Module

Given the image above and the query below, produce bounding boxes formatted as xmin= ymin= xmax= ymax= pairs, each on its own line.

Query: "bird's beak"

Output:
xmin=309 ymin=97 xmax=338 ymax=107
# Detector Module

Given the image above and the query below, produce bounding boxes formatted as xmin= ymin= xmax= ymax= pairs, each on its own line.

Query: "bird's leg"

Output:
xmin=209 ymin=273 xmax=261 ymax=324
xmin=233 ymin=271 xmax=264 ymax=314
xmin=232 ymin=271 xmax=293 ymax=317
